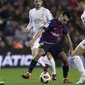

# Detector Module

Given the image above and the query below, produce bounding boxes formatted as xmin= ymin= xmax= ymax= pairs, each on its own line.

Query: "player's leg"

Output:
xmin=32 ymin=48 xmax=46 ymax=67
xmin=21 ymin=48 xmax=46 ymax=79
xmin=72 ymin=46 xmax=85 ymax=76
xmin=71 ymin=40 xmax=85 ymax=84
xmin=38 ymin=56 xmax=49 ymax=72
xmin=47 ymin=52 xmax=56 ymax=80
xmin=31 ymin=41 xmax=47 ymax=71
xmin=21 ymin=43 xmax=49 ymax=79
xmin=50 ymin=43 xmax=70 ymax=83
xmin=59 ymin=51 xmax=70 ymax=83
xmin=59 ymin=51 xmax=71 ymax=83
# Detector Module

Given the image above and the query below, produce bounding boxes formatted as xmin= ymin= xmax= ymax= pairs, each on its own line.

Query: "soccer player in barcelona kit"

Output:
xmin=22 ymin=11 xmax=73 ymax=83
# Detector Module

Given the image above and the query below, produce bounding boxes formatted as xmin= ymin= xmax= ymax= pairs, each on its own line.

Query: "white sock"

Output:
xmin=49 ymin=58 xmax=56 ymax=74
xmin=38 ymin=58 xmax=45 ymax=67
xmin=72 ymin=55 xmax=85 ymax=76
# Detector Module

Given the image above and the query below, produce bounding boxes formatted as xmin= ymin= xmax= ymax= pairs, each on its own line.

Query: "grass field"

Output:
xmin=0 ymin=67 xmax=81 ymax=85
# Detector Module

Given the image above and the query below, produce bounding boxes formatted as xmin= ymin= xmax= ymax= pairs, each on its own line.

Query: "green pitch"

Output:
xmin=0 ymin=67 xmax=81 ymax=85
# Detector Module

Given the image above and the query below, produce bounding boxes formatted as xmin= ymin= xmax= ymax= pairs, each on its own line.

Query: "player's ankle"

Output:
xmin=52 ymin=74 xmax=56 ymax=80
xmin=27 ymin=72 xmax=31 ymax=75
xmin=63 ymin=77 xmax=68 ymax=79
xmin=43 ymin=64 xmax=48 ymax=72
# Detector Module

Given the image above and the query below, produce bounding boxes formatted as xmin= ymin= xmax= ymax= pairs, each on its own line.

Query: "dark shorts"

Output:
xmin=39 ymin=42 xmax=63 ymax=59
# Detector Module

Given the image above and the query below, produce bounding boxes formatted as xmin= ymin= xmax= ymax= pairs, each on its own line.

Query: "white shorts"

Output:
xmin=79 ymin=39 xmax=85 ymax=49
xmin=39 ymin=56 xmax=51 ymax=66
xmin=31 ymin=38 xmax=40 ymax=50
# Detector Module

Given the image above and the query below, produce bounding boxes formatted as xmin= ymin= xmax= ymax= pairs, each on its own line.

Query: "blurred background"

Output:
xmin=0 ymin=0 xmax=85 ymax=68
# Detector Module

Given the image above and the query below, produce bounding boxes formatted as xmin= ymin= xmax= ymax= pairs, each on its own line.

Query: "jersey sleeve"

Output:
xmin=43 ymin=19 xmax=56 ymax=31
xmin=62 ymin=25 xmax=68 ymax=35
xmin=26 ymin=11 xmax=33 ymax=30
xmin=45 ymin=9 xmax=53 ymax=22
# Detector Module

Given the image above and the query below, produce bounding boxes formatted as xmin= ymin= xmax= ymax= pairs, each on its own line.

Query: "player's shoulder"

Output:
xmin=50 ymin=18 xmax=58 ymax=22
xmin=42 ymin=7 xmax=50 ymax=12
xmin=48 ymin=18 xmax=58 ymax=26
xmin=29 ymin=8 xmax=35 ymax=13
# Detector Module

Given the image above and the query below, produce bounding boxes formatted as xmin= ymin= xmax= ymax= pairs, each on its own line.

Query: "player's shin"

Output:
xmin=29 ymin=59 xmax=37 ymax=73
xmin=62 ymin=65 xmax=71 ymax=83
xmin=72 ymin=55 xmax=85 ymax=76
xmin=49 ymin=58 xmax=56 ymax=74
xmin=62 ymin=65 xmax=69 ymax=78
xmin=21 ymin=59 xmax=37 ymax=79
xmin=47 ymin=53 xmax=56 ymax=74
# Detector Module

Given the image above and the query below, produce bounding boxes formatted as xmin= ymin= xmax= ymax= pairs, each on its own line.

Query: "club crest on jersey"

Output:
xmin=40 ymin=42 xmax=44 ymax=46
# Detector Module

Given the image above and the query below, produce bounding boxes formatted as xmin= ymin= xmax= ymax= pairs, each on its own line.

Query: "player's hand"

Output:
xmin=69 ymin=48 xmax=73 ymax=55
xmin=41 ymin=20 xmax=49 ymax=27
xmin=24 ymin=28 xmax=30 ymax=32
xmin=28 ymin=39 xmax=35 ymax=47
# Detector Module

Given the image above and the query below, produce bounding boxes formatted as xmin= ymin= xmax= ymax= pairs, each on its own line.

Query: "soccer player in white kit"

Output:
xmin=71 ymin=0 xmax=85 ymax=84
xmin=24 ymin=0 xmax=56 ymax=80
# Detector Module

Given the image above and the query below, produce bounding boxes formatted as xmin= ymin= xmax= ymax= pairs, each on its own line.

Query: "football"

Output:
xmin=39 ymin=72 xmax=51 ymax=83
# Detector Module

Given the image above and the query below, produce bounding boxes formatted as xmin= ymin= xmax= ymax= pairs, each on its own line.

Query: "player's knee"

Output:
xmin=34 ymin=53 xmax=43 ymax=61
xmin=37 ymin=51 xmax=45 ymax=57
xmin=47 ymin=53 xmax=52 ymax=60
xmin=63 ymin=59 xmax=68 ymax=65
xmin=37 ymin=53 xmax=43 ymax=57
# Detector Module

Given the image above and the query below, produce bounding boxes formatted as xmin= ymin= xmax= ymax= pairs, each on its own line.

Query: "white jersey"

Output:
xmin=26 ymin=7 xmax=53 ymax=34
xmin=81 ymin=11 xmax=85 ymax=25
xmin=79 ymin=11 xmax=85 ymax=49
xmin=26 ymin=7 xmax=53 ymax=49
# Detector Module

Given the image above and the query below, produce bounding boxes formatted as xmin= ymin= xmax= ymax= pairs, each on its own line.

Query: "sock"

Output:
xmin=72 ymin=55 xmax=85 ymax=76
xmin=50 ymin=58 xmax=56 ymax=74
xmin=29 ymin=60 xmax=37 ymax=73
xmin=38 ymin=58 xmax=45 ymax=67
xmin=62 ymin=65 xmax=69 ymax=78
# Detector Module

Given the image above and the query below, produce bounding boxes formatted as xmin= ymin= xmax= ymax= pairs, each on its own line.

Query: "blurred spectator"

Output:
xmin=13 ymin=41 xmax=23 ymax=49
xmin=14 ymin=24 xmax=30 ymax=41
xmin=0 ymin=37 xmax=5 ymax=48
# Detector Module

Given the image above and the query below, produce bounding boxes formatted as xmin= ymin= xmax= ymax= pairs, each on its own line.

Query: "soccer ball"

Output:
xmin=39 ymin=72 xmax=51 ymax=83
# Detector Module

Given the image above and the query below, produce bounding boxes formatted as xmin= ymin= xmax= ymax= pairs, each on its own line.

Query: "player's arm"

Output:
xmin=42 ymin=19 xmax=55 ymax=31
xmin=24 ymin=11 xmax=33 ymax=32
xmin=28 ymin=20 xmax=53 ymax=47
xmin=28 ymin=28 xmax=45 ymax=47
xmin=63 ymin=25 xmax=73 ymax=54
xmin=33 ymin=29 xmax=45 ymax=41
xmin=33 ymin=19 xmax=54 ymax=41
xmin=31 ymin=20 xmax=53 ymax=42
xmin=65 ymin=33 xmax=73 ymax=55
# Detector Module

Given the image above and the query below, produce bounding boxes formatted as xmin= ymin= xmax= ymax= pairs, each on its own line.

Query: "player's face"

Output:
xmin=59 ymin=15 xmax=69 ymax=24
xmin=34 ymin=0 xmax=43 ymax=8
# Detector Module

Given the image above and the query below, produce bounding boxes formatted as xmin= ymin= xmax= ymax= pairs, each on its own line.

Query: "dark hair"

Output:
xmin=62 ymin=11 xmax=71 ymax=19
